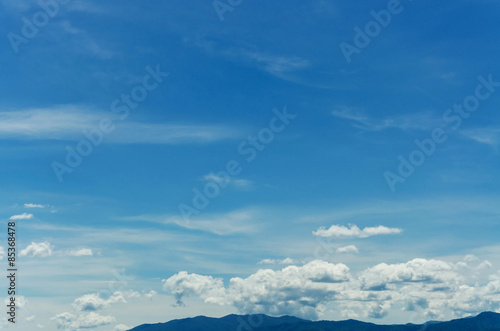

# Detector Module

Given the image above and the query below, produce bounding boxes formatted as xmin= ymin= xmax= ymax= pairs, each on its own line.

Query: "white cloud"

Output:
xmin=4 ymin=296 xmax=28 ymax=309
xmin=202 ymin=173 xmax=253 ymax=189
xmin=163 ymin=260 xmax=351 ymax=320
xmin=242 ymin=51 xmax=310 ymax=76
xmin=258 ymin=257 xmax=299 ymax=265
xmin=461 ymin=127 xmax=500 ymax=146
xmin=52 ymin=312 xmax=115 ymax=330
xmin=358 ymin=259 xmax=456 ymax=290
xmin=72 ymin=292 xmax=130 ymax=311
xmin=336 ymin=245 xmax=359 ymax=254
xmin=65 ymin=248 xmax=93 ymax=257
xmin=195 ymin=40 xmax=311 ymax=85
xmin=163 ymin=271 xmax=226 ymax=307
xmin=163 ymin=257 xmax=500 ymax=321
xmin=26 ymin=315 xmax=36 ymax=322
xmin=313 ymin=224 xmax=402 ymax=238
xmin=20 ymin=242 xmax=53 ymax=257
xmin=112 ymin=123 xmax=242 ymax=144
xmin=145 ymin=290 xmax=157 ymax=300
xmin=151 ymin=209 xmax=261 ymax=235
xmin=0 ymin=107 xmax=242 ymax=144
xmin=24 ymin=203 xmax=45 ymax=208
xmin=332 ymin=108 xmax=439 ymax=132
xmin=114 ymin=324 xmax=130 ymax=331
xmin=9 ymin=213 xmax=33 ymax=220
xmin=0 ymin=246 xmax=4 ymax=260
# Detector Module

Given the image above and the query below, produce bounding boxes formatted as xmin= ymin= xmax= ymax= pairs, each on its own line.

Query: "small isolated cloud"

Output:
xmin=72 ymin=292 xmax=127 ymax=312
xmin=336 ymin=245 xmax=359 ymax=254
xmin=20 ymin=242 xmax=53 ymax=257
xmin=9 ymin=213 xmax=33 ymax=220
xmin=258 ymin=257 xmax=299 ymax=265
xmin=26 ymin=315 xmax=36 ymax=322
xmin=202 ymin=173 xmax=253 ymax=189
xmin=313 ymin=224 xmax=402 ymax=238
xmin=244 ymin=52 xmax=310 ymax=76
xmin=0 ymin=246 xmax=4 ymax=260
xmin=24 ymin=203 xmax=45 ymax=208
xmin=145 ymin=290 xmax=157 ymax=300
xmin=66 ymin=248 xmax=93 ymax=257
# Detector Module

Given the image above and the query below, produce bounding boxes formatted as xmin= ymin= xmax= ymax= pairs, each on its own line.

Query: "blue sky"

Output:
xmin=1 ymin=0 xmax=500 ymax=329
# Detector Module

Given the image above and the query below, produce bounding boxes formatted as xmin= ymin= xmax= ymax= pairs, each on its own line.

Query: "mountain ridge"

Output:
xmin=128 ymin=311 xmax=500 ymax=331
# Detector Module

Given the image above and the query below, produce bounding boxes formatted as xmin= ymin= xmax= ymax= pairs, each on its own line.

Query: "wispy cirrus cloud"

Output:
xmin=332 ymin=108 xmax=440 ymax=132
xmin=461 ymin=127 xmax=500 ymax=147
xmin=258 ymin=257 xmax=299 ymax=265
xmin=202 ymin=173 xmax=254 ymax=189
xmin=194 ymin=39 xmax=311 ymax=83
xmin=122 ymin=209 xmax=261 ymax=236
xmin=0 ymin=107 xmax=242 ymax=144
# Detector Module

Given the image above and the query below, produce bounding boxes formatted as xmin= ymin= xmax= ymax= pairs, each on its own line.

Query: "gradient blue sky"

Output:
xmin=1 ymin=0 xmax=500 ymax=330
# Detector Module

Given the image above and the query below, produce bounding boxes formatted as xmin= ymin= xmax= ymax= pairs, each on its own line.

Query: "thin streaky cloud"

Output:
xmin=332 ymin=108 xmax=441 ymax=132
xmin=336 ymin=245 xmax=359 ymax=254
xmin=313 ymin=224 xmax=403 ymax=238
xmin=202 ymin=173 xmax=254 ymax=189
xmin=24 ymin=203 xmax=46 ymax=208
xmin=0 ymin=107 xmax=243 ymax=144
xmin=124 ymin=209 xmax=261 ymax=236
xmin=461 ymin=127 xmax=500 ymax=147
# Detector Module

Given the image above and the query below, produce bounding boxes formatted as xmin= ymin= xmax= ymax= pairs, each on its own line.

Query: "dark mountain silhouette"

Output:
xmin=128 ymin=311 xmax=500 ymax=331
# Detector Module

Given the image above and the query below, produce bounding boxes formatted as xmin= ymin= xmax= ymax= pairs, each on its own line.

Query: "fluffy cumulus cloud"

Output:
xmin=163 ymin=257 xmax=500 ymax=321
xmin=313 ymin=224 xmax=402 ymax=238
xmin=9 ymin=213 xmax=33 ymax=220
xmin=20 ymin=241 xmax=53 ymax=257
xmin=164 ymin=260 xmax=352 ymax=319
xmin=163 ymin=271 xmax=227 ymax=306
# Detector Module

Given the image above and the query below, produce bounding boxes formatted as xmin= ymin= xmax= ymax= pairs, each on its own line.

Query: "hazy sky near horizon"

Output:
xmin=1 ymin=0 xmax=500 ymax=329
